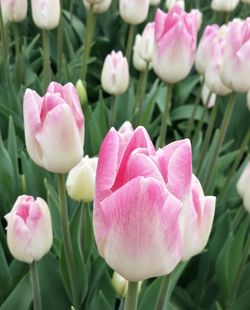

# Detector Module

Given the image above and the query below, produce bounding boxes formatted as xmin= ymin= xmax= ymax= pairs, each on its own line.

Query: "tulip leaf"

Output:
xmin=0 ymin=243 xmax=12 ymax=294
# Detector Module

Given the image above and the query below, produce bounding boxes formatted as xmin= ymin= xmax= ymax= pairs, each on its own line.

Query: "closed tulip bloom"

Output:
xmin=83 ymin=0 xmax=112 ymax=13
xmin=66 ymin=156 xmax=98 ymax=202
xmin=31 ymin=0 xmax=60 ymax=30
xmin=211 ymin=0 xmax=240 ymax=12
xmin=1 ymin=0 xmax=27 ymax=24
xmin=101 ymin=51 xmax=129 ymax=95
xmin=153 ymin=6 xmax=200 ymax=84
xmin=140 ymin=22 xmax=155 ymax=63
xmin=5 ymin=195 xmax=53 ymax=263
xmin=166 ymin=0 xmax=185 ymax=10
xmin=201 ymin=84 xmax=217 ymax=109
xmin=119 ymin=0 xmax=150 ymax=25
xmin=150 ymin=0 xmax=160 ymax=5
xmin=94 ymin=127 xmax=215 ymax=280
xmin=237 ymin=162 xmax=250 ymax=212
xmin=23 ymin=82 xmax=84 ymax=173
xmin=220 ymin=18 xmax=250 ymax=93
xmin=133 ymin=35 xmax=148 ymax=71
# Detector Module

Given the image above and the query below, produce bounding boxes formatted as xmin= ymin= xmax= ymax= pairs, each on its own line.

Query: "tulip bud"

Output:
xmin=237 ymin=161 xmax=250 ymax=212
xmin=31 ymin=0 xmax=61 ymax=30
xmin=211 ymin=0 xmax=240 ymax=12
xmin=76 ymin=79 xmax=88 ymax=106
xmin=201 ymin=84 xmax=217 ymax=109
xmin=83 ymin=0 xmax=112 ymax=14
xmin=5 ymin=195 xmax=53 ymax=263
xmin=119 ymin=0 xmax=150 ymax=25
xmin=166 ymin=0 xmax=185 ymax=10
xmin=153 ymin=6 xmax=200 ymax=84
xmin=66 ymin=156 xmax=98 ymax=202
xmin=112 ymin=272 xmax=128 ymax=297
xmin=150 ymin=0 xmax=161 ymax=5
xmin=23 ymin=82 xmax=85 ymax=173
xmin=1 ymin=0 xmax=27 ymax=24
xmin=133 ymin=35 xmax=148 ymax=72
xmin=101 ymin=51 xmax=129 ymax=96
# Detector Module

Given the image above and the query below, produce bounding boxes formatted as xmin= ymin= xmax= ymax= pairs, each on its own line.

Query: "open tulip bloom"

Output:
xmin=94 ymin=126 xmax=216 ymax=281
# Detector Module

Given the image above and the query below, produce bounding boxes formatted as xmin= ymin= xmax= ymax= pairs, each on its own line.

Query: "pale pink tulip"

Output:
xmin=153 ymin=6 xmax=200 ymax=83
xmin=119 ymin=0 xmax=150 ymax=25
xmin=237 ymin=161 xmax=250 ymax=212
xmin=31 ymin=0 xmax=60 ymax=30
xmin=83 ymin=0 xmax=112 ymax=13
xmin=211 ymin=0 xmax=240 ymax=12
xmin=23 ymin=82 xmax=84 ymax=173
xmin=5 ymin=195 xmax=53 ymax=263
xmin=101 ymin=51 xmax=129 ymax=95
xmin=94 ymin=127 xmax=215 ymax=280
xmin=220 ymin=18 xmax=250 ymax=93
xmin=0 ymin=0 xmax=27 ymax=24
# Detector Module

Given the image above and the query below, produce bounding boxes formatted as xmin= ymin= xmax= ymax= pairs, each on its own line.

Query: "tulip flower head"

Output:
xmin=1 ymin=0 xmax=27 ymax=24
xmin=94 ymin=126 xmax=215 ymax=281
xmin=5 ymin=195 xmax=53 ymax=263
xmin=23 ymin=82 xmax=85 ymax=173
xmin=83 ymin=0 xmax=112 ymax=14
xmin=201 ymin=84 xmax=217 ymax=109
xmin=31 ymin=0 xmax=60 ymax=30
xmin=101 ymin=51 xmax=129 ymax=95
xmin=220 ymin=18 xmax=250 ymax=93
xmin=237 ymin=161 xmax=250 ymax=212
xmin=153 ymin=6 xmax=200 ymax=83
xmin=166 ymin=0 xmax=185 ymax=10
xmin=119 ymin=0 xmax=150 ymax=25
xmin=211 ymin=0 xmax=240 ymax=12
xmin=66 ymin=155 xmax=98 ymax=202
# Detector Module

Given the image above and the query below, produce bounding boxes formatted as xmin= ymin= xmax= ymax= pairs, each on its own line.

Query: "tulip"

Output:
xmin=139 ymin=22 xmax=155 ymax=64
xmin=83 ymin=0 xmax=112 ymax=14
xmin=118 ymin=121 xmax=134 ymax=142
xmin=5 ymin=195 xmax=53 ymax=263
xmin=133 ymin=35 xmax=148 ymax=72
xmin=150 ymin=0 xmax=160 ymax=5
xmin=220 ymin=18 xmax=250 ymax=93
xmin=31 ymin=0 xmax=60 ymax=30
xmin=237 ymin=161 xmax=250 ymax=212
xmin=166 ymin=0 xmax=185 ymax=10
xmin=153 ymin=6 xmax=200 ymax=84
xmin=101 ymin=51 xmax=129 ymax=96
xmin=112 ymin=272 xmax=128 ymax=297
xmin=201 ymin=84 xmax=217 ymax=109
xmin=119 ymin=0 xmax=150 ymax=25
xmin=66 ymin=156 xmax=98 ymax=202
xmin=94 ymin=127 xmax=215 ymax=281
xmin=23 ymin=82 xmax=84 ymax=174
xmin=1 ymin=0 xmax=27 ymax=24
xmin=211 ymin=0 xmax=240 ymax=12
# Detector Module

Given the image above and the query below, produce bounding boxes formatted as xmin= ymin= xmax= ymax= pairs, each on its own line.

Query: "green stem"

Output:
xmin=0 ymin=10 xmax=9 ymax=83
xmin=30 ymin=261 xmax=42 ymax=310
xmin=204 ymin=93 xmax=236 ymax=192
xmin=192 ymin=93 xmax=211 ymax=144
xmin=186 ymin=83 xmax=203 ymax=138
xmin=57 ymin=174 xmax=78 ymax=307
xmin=134 ymin=72 xmax=144 ymax=114
xmin=136 ymin=64 xmax=149 ymax=125
xmin=13 ymin=23 xmax=23 ymax=84
xmin=124 ymin=281 xmax=139 ymax=310
xmin=196 ymin=97 xmax=219 ymax=175
xmin=232 ymin=207 xmax=245 ymax=232
xmin=42 ymin=29 xmax=51 ymax=89
xmin=159 ymin=84 xmax=173 ymax=147
xmin=125 ymin=24 xmax=135 ymax=65
xmin=154 ymin=275 xmax=171 ymax=310
xmin=70 ymin=0 xmax=74 ymax=23
xmin=57 ymin=0 xmax=63 ymax=79
xmin=110 ymin=96 xmax=116 ymax=127
xmin=81 ymin=6 xmax=96 ymax=83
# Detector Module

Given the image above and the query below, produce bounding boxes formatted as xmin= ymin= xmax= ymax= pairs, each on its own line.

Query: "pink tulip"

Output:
xmin=237 ymin=161 xmax=250 ymax=212
xmin=153 ymin=6 xmax=200 ymax=83
xmin=220 ymin=18 xmax=250 ymax=93
xmin=119 ymin=0 xmax=150 ymax=25
xmin=1 ymin=0 xmax=27 ymax=24
xmin=31 ymin=0 xmax=60 ymax=30
xmin=23 ymin=82 xmax=84 ymax=173
xmin=5 ymin=195 xmax=53 ymax=263
xmin=94 ymin=127 xmax=215 ymax=281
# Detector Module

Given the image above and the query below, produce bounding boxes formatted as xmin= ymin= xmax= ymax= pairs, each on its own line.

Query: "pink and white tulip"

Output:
xmin=94 ymin=127 xmax=215 ymax=280
xmin=31 ymin=0 xmax=60 ymax=30
xmin=0 ymin=0 xmax=27 ymax=24
xmin=5 ymin=195 xmax=53 ymax=263
xmin=220 ymin=18 xmax=250 ymax=93
xmin=101 ymin=51 xmax=129 ymax=95
xmin=119 ymin=0 xmax=150 ymax=25
xmin=83 ymin=0 xmax=112 ymax=13
xmin=237 ymin=161 xmax=250 ymax=212
xmin=211 ymin=0 xmax=240 ymax=12
xmin=23 ymin=82 xmax=84 ymax=173
xmin=153 ymin=6 xmax=200 ymax=83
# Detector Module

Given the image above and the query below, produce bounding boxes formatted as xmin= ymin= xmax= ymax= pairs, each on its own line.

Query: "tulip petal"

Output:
xmin=95 ymin=176 xmax=183 ymax=281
